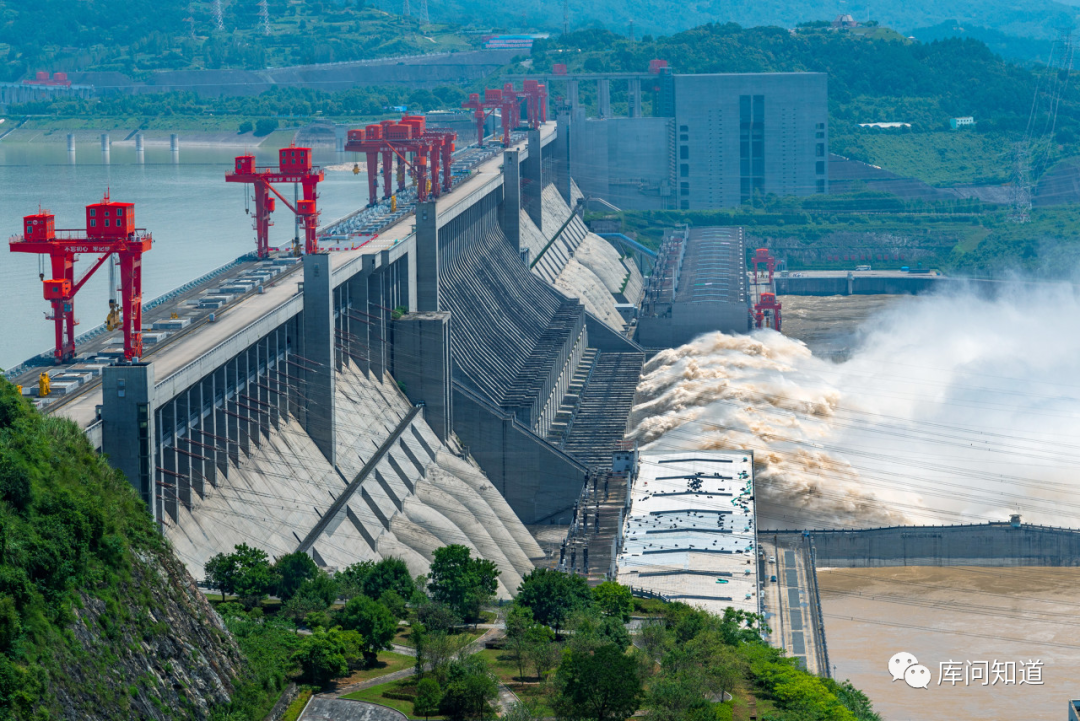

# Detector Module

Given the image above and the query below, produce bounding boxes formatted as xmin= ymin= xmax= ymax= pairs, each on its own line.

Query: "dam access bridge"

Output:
xmin=10 ymin=120 xmax=650 ymax=590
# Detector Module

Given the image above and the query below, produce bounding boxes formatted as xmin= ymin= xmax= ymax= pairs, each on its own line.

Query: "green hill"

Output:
xmin=513 ymin=26 xmax=1080 ymax=185
xmin=430 ymin=0 xmax=1076 ymax=41
xmin=908 ymin=20 xmax=1056 ymax=65
xmin=0 ymin=379 xmax=274 ymax=719
xmin=0 ymin=0 xmax=478 ymax=82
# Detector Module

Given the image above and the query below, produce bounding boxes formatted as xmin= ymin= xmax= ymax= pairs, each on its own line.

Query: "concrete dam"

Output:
xmin=42 ymin=122 xmax=646 ymax=591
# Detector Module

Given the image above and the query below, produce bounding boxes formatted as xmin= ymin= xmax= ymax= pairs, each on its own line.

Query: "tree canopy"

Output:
xmin=427 ymin=545 xmax=499 ymax=622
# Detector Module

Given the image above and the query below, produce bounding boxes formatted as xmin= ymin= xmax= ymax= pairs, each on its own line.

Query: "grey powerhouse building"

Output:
xmin=544 ymin=71 xmax=828 ymax=210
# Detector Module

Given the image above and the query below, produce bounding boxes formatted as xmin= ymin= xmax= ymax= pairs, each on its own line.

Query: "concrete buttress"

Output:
xmin=302 ymin=253 xmax=336 ymax=466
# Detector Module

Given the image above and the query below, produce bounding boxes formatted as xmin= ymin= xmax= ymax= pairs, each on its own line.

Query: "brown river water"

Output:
xmin=820 ymin=566 xmax=1080 ymax=720
xmin=780 ymin=296 xmax=1080 ymax=719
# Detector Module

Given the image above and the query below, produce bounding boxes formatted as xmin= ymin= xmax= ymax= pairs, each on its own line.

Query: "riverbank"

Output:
xmin=0 ymin=116 xmax=316 ymax=147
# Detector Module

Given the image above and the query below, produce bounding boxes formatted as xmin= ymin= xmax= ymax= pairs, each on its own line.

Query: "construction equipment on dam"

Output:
xmin=10 ymin=193 xmax=152 ymax=364
xmin=344 ymin=114 xmax=457 ymax=207
xmin=226 ymin=145 xmax=324 ymax=258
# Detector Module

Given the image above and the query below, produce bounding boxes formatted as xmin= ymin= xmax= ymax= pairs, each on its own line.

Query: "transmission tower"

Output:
xmin=258 ymin=0 xmax=270 ymax=35
xmin=420 ymin=0 xmax=430 ymax=26
xmin=214 ymin=0 xmax=225 ymax=31
xmin=562 ymin=0 xmax=569 ymax=35
xmin=1011 ymin=29 xmax=1074 ymax=223
xmin=403 ymin=0 xmax=411 ymax=17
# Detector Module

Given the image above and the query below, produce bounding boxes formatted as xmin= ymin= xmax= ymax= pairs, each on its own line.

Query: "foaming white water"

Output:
xmin=628 ymin=283 xmax=1080 ymax=529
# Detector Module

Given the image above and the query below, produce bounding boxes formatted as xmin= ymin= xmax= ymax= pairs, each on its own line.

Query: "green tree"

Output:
xmin=273 ymin=551 xmax=319 ymax=602
xmin=364 ymin=557 xmax=417 ymax=600
xmin=427 ymin=545 xmax=499 ymax=623
xmin=417 ymin=600 xmax=460 ymax=633
xmin=440 ymin=656 xmax=499 ymax=721
xmin=282 ymin=593 xmax=326 ymax=631
xmin=379 ymin=589 xmax=407 ymax=619
xmin=204 ymin=551 xmax=238 ymax=601
xmin=592 ymin=581 xmax=632 ymax=622
xmin=336 ymin=560 xmax=375 ymax=600
xmin=291 ymin=627 xmax=351 ymax=686
xmin=554 ymin=644 xmax=644 ymax=721
xmin=505 ymin=605 xmax=534 ymax=682
xmin=254 ymin=117 xmax=279 ymax=136
xmin=515 ymin=568 xmax=593 ymax=635
xmin=238 ymin=120 xmax=254 ymax=134
xmin=228 ymin=544 xmax=275 ymax=610
xmin=525 ymin=630 xmax=560 ymax=683
xmin=337 ymin=594 xmax=398 ymax=656
xmin=414 ymin=677 xmax=443 ymax=720
xmin=295 ymin=569 xmax=339 ymax=608
xmin=646 ymin=674 xmax=716 ymax=721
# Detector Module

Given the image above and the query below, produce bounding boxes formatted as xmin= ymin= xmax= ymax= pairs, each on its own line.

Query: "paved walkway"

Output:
xmin=300 ymin=697 xmax=406 ymax=721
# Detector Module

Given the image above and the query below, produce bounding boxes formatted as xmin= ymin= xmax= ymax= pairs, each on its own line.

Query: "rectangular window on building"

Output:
xmin=816 ymin=161 xmax=825 ymax=175
xmin=816 ymin=131 xmax=825 ymax=139
xmin=680 ymin=182 xmax=689 ymax=196
xmin=89 ymin=209 xmax=96 ymax=217
xmin=817 ymin=179 xmax=826 ymax=193
xmin=104 ymin=219 xmax=110 ymax=227
xmin=816 ymin=122 xmax=825 ymax=129
xmin=680 ymin=125 xmax=689 ymax=132
xmin=816 ymin=143 xmax=825 ymax=157
xmin=680 ymin=164 xmax=689 ymax=177
xmin=680 ymin=200 xmax=689 ymax=209
xmin=89 ymin=219 xmax=96 ymax=227
xmin=680 ymin=134 xmax=689 ymax=141
xmin=680 ymin=145 xmax=689 ymax=159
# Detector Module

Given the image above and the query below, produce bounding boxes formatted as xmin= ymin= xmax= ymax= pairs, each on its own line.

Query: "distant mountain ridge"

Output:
xmin=432 ymin=0 xmax=1076 ymax=41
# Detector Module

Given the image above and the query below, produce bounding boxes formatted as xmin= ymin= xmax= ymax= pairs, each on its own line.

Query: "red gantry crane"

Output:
xmin=10 ymin=192 xmax=152 ymax=363
xmin=226 ymin=146 xmax=325 ymax=258
xmin=345 ymin=115 xmax=456 ymax=208
xmin=461 ymin=81 xmax=546 ymax=148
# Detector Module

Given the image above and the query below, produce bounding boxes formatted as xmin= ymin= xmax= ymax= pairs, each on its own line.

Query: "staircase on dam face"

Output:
xmin=563 ymin=351 xmax=645 ymax=469
xmin=544 ymin=347 xmax=598 ymax=447
xmin=563 ymin=469 xmax=630 ymax=585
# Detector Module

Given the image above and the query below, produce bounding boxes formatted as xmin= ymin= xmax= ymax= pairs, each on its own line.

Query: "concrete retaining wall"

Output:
xmin=773 ymin=523 xmax=1080 ymax=567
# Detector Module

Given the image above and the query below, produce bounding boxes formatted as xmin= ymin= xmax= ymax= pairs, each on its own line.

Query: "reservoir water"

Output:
xmin=0 ymin=143 xmax=367 ymax=370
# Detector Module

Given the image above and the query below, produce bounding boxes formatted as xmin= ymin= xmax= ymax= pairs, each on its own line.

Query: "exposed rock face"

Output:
xmin=52 ymin=549 xmax=242 ymax=720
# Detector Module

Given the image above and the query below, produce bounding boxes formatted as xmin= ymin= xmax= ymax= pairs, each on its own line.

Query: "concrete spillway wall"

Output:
xmin=774 ymin=275 xmax=944 ymax=296
xmin=772 ymin=523 xmax=1080 ymax=567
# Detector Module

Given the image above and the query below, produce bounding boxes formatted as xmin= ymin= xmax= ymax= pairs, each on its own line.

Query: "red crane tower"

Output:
xmin=461 ymin=82 xmax=545 ymax=148
xmin=9 ymin=193 xmax=153 ymax=363
xmin=225 ymin=146 xmax=325 ymax=258
xmin=754 ymin=292 xmax=782 ymax=332
xmin=751 ymin=247 xmax=776 ymax=285
xmin=345 ymin=115 xmax=456 ymax=207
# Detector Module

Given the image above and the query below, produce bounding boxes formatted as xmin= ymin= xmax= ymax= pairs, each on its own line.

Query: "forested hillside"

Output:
xmin=0 ymin=379 xmax=274 ymax=719
xmin=521 ymin=26 xmax=1080 ymax=176
xmin=430 ymin=0 xmax=1076 ymax=41
xmin=0 ymin=0 xmax=476 ymax=82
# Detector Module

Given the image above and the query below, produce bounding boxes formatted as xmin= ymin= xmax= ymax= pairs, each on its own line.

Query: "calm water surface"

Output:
xmin=821 ymin=566 xmax=1080 ymax=720
xmin=0 ymin=143 xmax=368 ymax=369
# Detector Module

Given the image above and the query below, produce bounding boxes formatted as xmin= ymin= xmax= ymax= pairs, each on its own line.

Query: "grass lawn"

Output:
xmin=475 ymin=648 xmax=556 ymax=715
xmin=342 ymin=678 xmax=448 ymax=720
xmin=333 ymin=651 xmax=415 ymax=686
xmin=281 ymin=687 xmax=314 ymax=721
xmin=394 ymin=626 xmax=485 ymax=648
xmin=844 ymin=131 xmax=1012 ymax=186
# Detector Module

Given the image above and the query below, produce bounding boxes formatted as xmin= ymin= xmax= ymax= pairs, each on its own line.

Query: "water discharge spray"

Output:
xmin=628 ymin=282 xmax=1080 ymax=529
